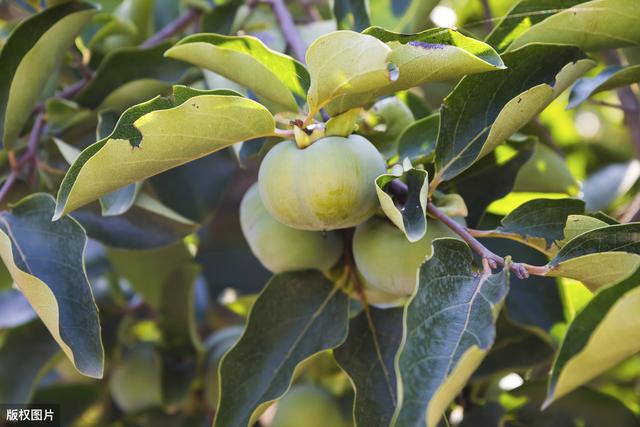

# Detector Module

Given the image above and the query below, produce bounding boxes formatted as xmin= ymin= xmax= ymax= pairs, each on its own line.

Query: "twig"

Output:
xmin=0 ymin=171 xmax=18 ymax=204
xmin=388 ymin=179 xmax=550 ymax=279
xmin=264 ymin=0 xmax=307 ymax=62
xmin=588 ymin=98 xmax=639 ymax=113
xmin=141 ymin=7 xmax=202 ymax=48
xmin=479 ymin=0 xmax=494 ymax=32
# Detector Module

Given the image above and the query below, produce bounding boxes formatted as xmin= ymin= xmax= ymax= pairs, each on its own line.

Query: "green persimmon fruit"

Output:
xmin=258 ymin=135 xmax=386 ymax=231
xmin=109 ymin=344 xmax=162 ymax=413
xmin=362 ymin=277 xmax=407 ymax=308
xmin=240 ymin=183 xmax=342 ymax=273
xmin=272 ymin=385 xmax=344 ymax=427
xmin=353 ymin=216 xmax=462 ymax=296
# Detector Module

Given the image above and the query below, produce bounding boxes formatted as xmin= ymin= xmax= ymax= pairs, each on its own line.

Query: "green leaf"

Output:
xmin=392 ymin=239 xmax=509 ymax=427
xmin=75 ymin=41 xmax=191 ymax=110
xmin=306 ymin=30 xmax=393 ymax=117
xmin=548 ymin=223 xmax=640 ymax=291
xmin=562 ymin=214 xmax=609 ymax=243
xmin=546 ymin=267 xmax=640 ymax=404
xmin=107 ymin=242 xmax=193 ymax=309
xmin=165 ymin=33 xmax=309 ymax=112
xmin=364 ymin=96 xmax=415 ymax=159
xmin=0 ymin=321 xmax=60 ymax=404
xmin=0 ymin=194 xmax=103 ymax=378
xmin=326 ymin=27 xmax=505 ymax=115
xmin=334 ymin=307 xmax=403 ymax=427
xmin=486 ymin=198 xmax=586 ymax=254
xmin=375 ymin=165 xmax=428 ymax=242
xmin=568 ymin=65 xmax=640 ymax=109
xmin=434 ymin=44 xmax=593 ymax=182
xmin=512 ymin=142 xmax=579 ymax=194
xmin=486 ymin=0 xmax=586 ymax=51
xmin=325 ymin=108 xmax=361 ymax=137
xmin=445 ymin=139 xmax=535 ymax=227
xmin=214 ymin=271 xmax=349 ymax=427
xmin=0 ymin=1 xmax=97 ymax=149
xmin=397 ymin=113 xmax=439 ymax=163
xmin=54 ymin=86 xmax=275 ymax=218
xmin=508 ymin=0 xmax=640 ymax=52
xmin=333 ymin=0 xmax=371 ymax=31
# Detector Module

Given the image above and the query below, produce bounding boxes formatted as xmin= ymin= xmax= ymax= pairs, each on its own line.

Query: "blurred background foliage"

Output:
xmin=0 ymin=0 xmax=639 ymax=426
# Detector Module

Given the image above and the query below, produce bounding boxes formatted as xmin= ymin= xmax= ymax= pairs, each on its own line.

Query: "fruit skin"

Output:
xmin=353 ymin=216 xmax=462 ymax=296
xmin=240 ymin=183 xmax=342 ymax=273
xmin=258 ymin=135 xmax=386 ymax=231
xmin=271 ymin=385 xmax=345 ymax=427
xmin=109 ymin=344 xmax=162 ymax=413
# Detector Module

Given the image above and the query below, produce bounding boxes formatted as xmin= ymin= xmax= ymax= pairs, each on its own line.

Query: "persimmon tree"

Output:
xmin=0 ymin=0 xmax=639 ymax=426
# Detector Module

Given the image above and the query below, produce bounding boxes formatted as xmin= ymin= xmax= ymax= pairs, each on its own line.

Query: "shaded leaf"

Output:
xmin=149 ymin=148 xmax=237 ymax=222
xmin=214 ymin=271 xmax=349 ymax=427
xmin=71 ymin=193 xmax=197 ymax=250
xmin=0 ymin=289 xmax=36 ymax=328
xmin=512 ymin=381 xmax=639 ymax=427
xmin=55 ymin=86 xmax=275 ymax=218
xmin=582 ymin=160 xmax=640 ymax=211
xmin=548 ymin=223 xmax=640 ymax=290
xmin=0 ymin=1 xmax=97 ymax=149
xmin=0 ymin=194 xmax=103 ymax=378
xmin=434 ymin=44 xmax=593 ymax=181
xmin=75 ymin=41 xmax=190 ymax=109
xmin=333 ymin=0 xmax=371 ymax=31
xmin=474 ymin=317 xmax=554 ymax=380
xmin=159 ymin=263 xmax=202 ymax=407
xmin=393 ymin=239 xmax=509 ymax=427
xmin=397 ymin=113 xmax=439 ymax=163
xmin=166 ymin=33 xmax=309 ymax=112
xmin=445 ymin=139 xmax=535 ymax=228
xmin=0 ymin=321 xmax=60 ymax=404
xmin=375 ymin=166 xmax=428 ymax=242
xmin=546 ymin=266 xmax=640 ymax=405
xmin=568 ymin=64 xmax=640 ymax=109
xmin=334 ymin=307 xmax=403 ymax=427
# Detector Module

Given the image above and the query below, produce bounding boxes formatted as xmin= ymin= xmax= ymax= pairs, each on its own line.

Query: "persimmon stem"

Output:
xmin=388 ymin=178 xmax=550 ymax=279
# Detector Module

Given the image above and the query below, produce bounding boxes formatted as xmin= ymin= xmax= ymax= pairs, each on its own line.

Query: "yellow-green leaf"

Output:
xmin=165 ymin=33 xmax=309 ymax=112
xmin=547 ymin=223 xmax=640 ymax=291
xmin=508 ymin=0 xmax=640 ymax=52
xmin=546 ymin=267 xmax=640 ymax=405
xmin=54 ymin=86 xmax=275 ymax=219
xmin=306 ymin=31 xmax=394 ymax=118
xmin=0 ymin=1 xmax=97 ymax=149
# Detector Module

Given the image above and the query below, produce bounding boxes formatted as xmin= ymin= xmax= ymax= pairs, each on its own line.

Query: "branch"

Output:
xmin=479 ymin=0 xmax=494 ymax=32
xmin=141 ymin=7 xmax=202 ymax=48
xmin=588 ymin=98 xmax=639 ymax=113
xmin=388 ymin=179 xmax=550 ymax=279
xmin=264 ymin=0 xmax=307 ymax=62
xmin=605 ymin=50 xmax=640 ymax=158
